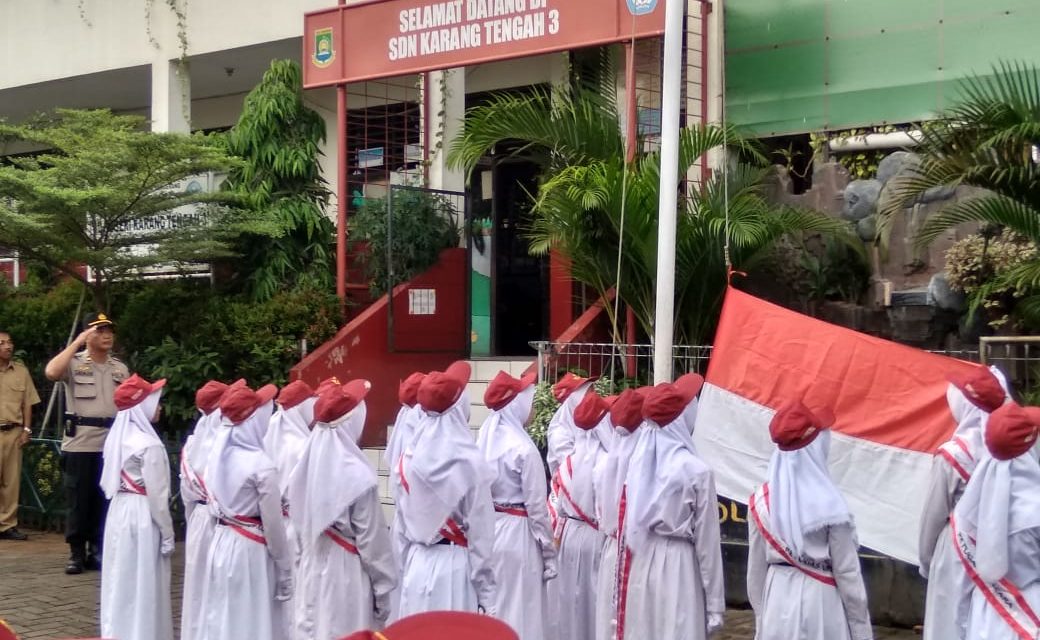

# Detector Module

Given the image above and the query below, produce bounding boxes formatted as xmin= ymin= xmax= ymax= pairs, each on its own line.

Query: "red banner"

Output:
xmin=304 ymin=0 xmax=666 ymax=88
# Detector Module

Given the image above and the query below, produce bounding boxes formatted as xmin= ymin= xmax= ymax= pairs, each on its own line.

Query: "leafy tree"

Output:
xmin=223 ymin=59 xmax=335 ymax=301
xmin=0 ymin=109 xmax=239 ymax=309
xmin=449 ymin=78 xmax=854 ymax=345
xmin=880 ymin=61 xmax=1040 ymax=323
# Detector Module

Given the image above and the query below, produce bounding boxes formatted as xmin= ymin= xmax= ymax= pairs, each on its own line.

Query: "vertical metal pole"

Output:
xmin=653 ymin=0 xmax=685 ymax=384
xmin=335 ymin=0 xmax=348 ymax=316
xmin=624 ymin=43 xmax=639 ymax=378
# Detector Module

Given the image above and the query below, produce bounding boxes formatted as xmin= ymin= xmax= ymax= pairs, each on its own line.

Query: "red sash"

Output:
xmin=219 ymin=514 xmax=267 ymax=545
xmin=119 ymin=470 xmax=147 ymax=496
xmin=325 ymin=527 xmax=360 ymax=555
xmin=951 ymin=515 xmax=1040 ymax=640
xmin=748 ymin=485 xmax=837 ymax=587
xmin=938 ymin=436 xmax=976 ymax=482
xmin=554 ymin=455 xmax=599 ymax=531
xmin=615 ymin=486 xmax=633 ymax=640
xmin=494 ymin=504 xmax=529 ymax=517
xmin=180 ymin=455 xmax=209 ymax=503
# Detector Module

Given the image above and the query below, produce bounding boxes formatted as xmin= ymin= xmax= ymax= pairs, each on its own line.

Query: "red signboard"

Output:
xmin=304 ymin=0 xmax=666 ymax=87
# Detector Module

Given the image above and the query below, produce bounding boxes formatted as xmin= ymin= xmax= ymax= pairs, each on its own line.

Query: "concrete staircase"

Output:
xmin=363 ymin=358 xmax=535 ymax=522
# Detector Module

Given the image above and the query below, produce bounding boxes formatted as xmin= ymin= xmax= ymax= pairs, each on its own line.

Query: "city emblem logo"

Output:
xmin=626 ymin=0 xmax=658 ymax=16
xmin=313 ymin=28 xmax=335 ymax=69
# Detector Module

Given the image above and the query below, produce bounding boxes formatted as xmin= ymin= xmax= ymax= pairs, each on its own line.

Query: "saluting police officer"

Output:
xmin=45 ymin=312 xmax=130 ymax=575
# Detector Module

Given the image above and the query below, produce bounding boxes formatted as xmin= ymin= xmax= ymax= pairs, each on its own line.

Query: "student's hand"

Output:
xmin=275 ymin=570 xmax=293 ymax=601
xmin=707 ymin=612 xmax=724 ymax=635
xmin=160 ymin=537 xmax=175 ymax=557
xmin=542 ymin=557 xmax=559 ymax=582
xmin=374 ymin=596 xmax=390 ymax=622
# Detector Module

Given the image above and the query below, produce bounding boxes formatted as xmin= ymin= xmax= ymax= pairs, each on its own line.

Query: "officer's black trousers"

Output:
xmin=62 ymin=452 xmax=108 ymax=552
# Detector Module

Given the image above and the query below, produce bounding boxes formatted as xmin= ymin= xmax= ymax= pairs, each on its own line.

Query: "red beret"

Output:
xmin=573 ymin=391 xmax=611 ymax=430
xmin=115 ymin=374 xmax=166 ymax=410
xmin=485 ymin=371 xmax=537 ymax=411
xmin=316 ymin=377 xmax=342 ymax=395
xmin=195 ymin=380 xmax=229 ymax=414
xmin=947 ymin=367 xmax=1006 ymax=413
xmin=398 ymin=372 xmax=426 ymax=407
xmin=643 ymin=373 xmax=704 ymax=425
xmin=985 ymin=402 xmax=1040 ymax=460
xmin=219 ymin=384 xmax=278 ymax=424
xmin=338 ymin=611 xmax=519 ymax=640
xmin=553 ymin=372 xmax=594 ymax=403
xmin=769 ymin=400 xmax=835 ymax=451
xmin=315 ymin=379 xmax=372 ymax=423
xmin=277 ymin=380 xmax=315 ymax=410
xmin=610 ymin=389 xmax=645 ymax=431
xmin=418 ymin=361 xmax=471 ymax=413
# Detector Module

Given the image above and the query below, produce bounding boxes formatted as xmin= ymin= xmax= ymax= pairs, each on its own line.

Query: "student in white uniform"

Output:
xmin=385 ymin=373 xmax=427 ymax=565
xmin=180 ymin=379 xmax=242 ymax=640
xmin=623 ymin=373 xmax=724 ymax=640
xmin=99 ymin=374 xmax=175 ymax=640
xmin=546 ymin=372 xmax=595 ymax=476
xmin=394 ymin=361 xmax=497 ymax=618
xmin=952 ymin=401 xmax=1040 ymax=640
xmin=289 ymin=379 xmax=397 ymax=640
xmin=200 ymin=383 xmax=292 ymax=640
xmin=593 ymin=388 xmax=645 ymax=640
xmin=476 ymin=370 xmax=557 ymax=640
xmin=548 ymin=389 xmax=612 ymax=640
xmin=918 ymin=366 xmax=1007 ymax=640
xmin=747 ymin=399 xmax=872 ymax=640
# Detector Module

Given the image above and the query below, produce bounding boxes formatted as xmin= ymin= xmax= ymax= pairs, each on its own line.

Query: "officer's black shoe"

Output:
xmin=65 ymin=556 xmax=84 ymax=575
xmin=0 ymin=527 xmax=28 ymax=540
xmin=84 ymin=553 xmax=102 ymax=571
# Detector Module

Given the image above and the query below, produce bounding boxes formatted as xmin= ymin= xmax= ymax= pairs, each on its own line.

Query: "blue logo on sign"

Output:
xmin=626 ymin=0 xmax=658 ymax=16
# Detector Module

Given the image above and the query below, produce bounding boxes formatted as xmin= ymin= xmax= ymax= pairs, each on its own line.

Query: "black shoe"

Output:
xmin=84 ymin=553 xmax=101 ymax=571
xmin=0 ymin=528 xmax=27 ymax=541
xmin=65 ymin=556 xmax=84 ymax=575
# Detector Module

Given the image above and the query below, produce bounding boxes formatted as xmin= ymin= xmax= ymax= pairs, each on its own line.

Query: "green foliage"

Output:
xmin=0 ymin=109 xmax=240 ymax=309
xmin=945 ymin=229 xmax=1038 ymax=328
xmin=449 ymin=76 xmax=853 ymax=345
xmin=350 ymin=188 xmax=462 ymax=296
xmin=810 ymin=126 xmax=898 ymax=179
xmin=783 ymin=235 xmax=872 ymax=304
xmin=223 ymin=60 xmax=335 ymax=301
xmin=527 ymin=381 xmax=558 ymax=449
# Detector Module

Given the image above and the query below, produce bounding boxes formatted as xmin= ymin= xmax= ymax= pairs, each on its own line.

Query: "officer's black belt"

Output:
xmin=74 ymin=416 xmax=115 ymax=428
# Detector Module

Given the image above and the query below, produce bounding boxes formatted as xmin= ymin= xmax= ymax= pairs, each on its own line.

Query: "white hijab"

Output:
xmin=384 ymin=403 xmax=426 ymax=470
xmin=265 ymin=397 xmax=317 ymax=494
xmin=946 ymin=364 xmax=1010 ymax=458
xmin=100 ymin=389 xmax=163 ymax=499
xmin=400 ymin=390 xmax=491 ymax=542
xmin=954 ymin=446 xmax=1040 ymax=582
xmin=288 ymin=401 xmax=374 ymax=549
xmin=596 ymin=423 xmax=641 ymax=537
xmin=548 ymin=383 xmax=592 ymax=445
xmin=477 ymin=385 xmax=536 ymax=465
xmin=206 ymin=399 xmax=277 ymax=517
xmin=184 ymin=409 xmax=221 ymax=478
xmin=624 ymin=399 xmax=703 ymax=551
xmin=766 ymin=429 xmax=851 ymax=556
xmin=570 ymin=412 xmax=612 ymax=517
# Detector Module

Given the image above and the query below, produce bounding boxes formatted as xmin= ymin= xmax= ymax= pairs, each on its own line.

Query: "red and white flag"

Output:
xmin=693 ymin=287 xmax=981 ymax=563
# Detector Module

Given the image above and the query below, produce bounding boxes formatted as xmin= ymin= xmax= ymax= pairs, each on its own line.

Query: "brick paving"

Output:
xmin=0 ymin=530 xmax=919 ymax=639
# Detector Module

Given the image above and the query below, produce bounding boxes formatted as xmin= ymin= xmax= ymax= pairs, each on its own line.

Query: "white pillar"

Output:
xmin=151 ymin=59 xmax=191 ymax=133
xmin=653 ymin=0 xmax=686 ymax=384
xmin=426 ymin=68 xmax=465 ymax=193
xmin=705 ymin=0 xmax=726 ymax=171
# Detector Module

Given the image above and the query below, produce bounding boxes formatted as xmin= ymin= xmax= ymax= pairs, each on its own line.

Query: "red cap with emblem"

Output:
xmin=195 ymin=380 xmax=229 ymax=414
xmin=277 ymin=380 xmax=316 ymax=410
xmin=115 ymin=374 xmax=167 ymax=410
xmin=315 ymin=379 xmax=372 ymax=423
xmin=398 ymin=372 xmax=426 ymax=407
xmin=643 ymin=373 xmax=704 ymax=426
xmin=485 ymin=371 xmax=537 ymax=411
xmin=769 ymin=400 xmax=835 ymax=451
xmin=573 ymin=391 xmax=611 ymax=430
xmin=316 ymin=377 xmax=342 ymax=395
xmin=418 ymin=361 xmax=471 ymax=414
xmin=219 ymin=384 xmax=278 ymax=424
xmin=985 ymin=401 xmax=1040 ymax=461
xmin=337 ymin=611 xmax=519 ymax=640
xmin=946 ymin=367 xmax=1006 ymax=413
xmin=610 ymin=388 xmax=645 ymax=431
xmin=553 ymin=371 xmax=595 ymax=403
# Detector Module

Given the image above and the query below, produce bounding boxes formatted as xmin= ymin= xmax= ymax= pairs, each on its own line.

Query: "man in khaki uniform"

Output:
xmin=0 ymin=330 xmax=41 ymax=541
xmin=45 ymin=312 xmax=129 ymax=574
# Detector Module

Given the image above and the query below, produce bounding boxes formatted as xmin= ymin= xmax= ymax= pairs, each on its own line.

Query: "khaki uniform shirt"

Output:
xmin=0 ymin=361 xmax=41 ymax=426
xmin=60 ymin=351 xmax=130 ymax=453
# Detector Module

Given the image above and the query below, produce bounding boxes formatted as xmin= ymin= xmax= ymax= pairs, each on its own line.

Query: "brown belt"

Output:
xmin=0 ymin=423 xmax=22 ymax=432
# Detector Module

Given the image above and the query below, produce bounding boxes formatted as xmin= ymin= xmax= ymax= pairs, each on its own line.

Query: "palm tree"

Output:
xmin=880 ymin=61 xmax=1040 ymax=319
xmin=448 ymin=69 xmax=854 ymax=345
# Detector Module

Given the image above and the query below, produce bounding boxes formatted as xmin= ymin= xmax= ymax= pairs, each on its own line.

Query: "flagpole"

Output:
xmin=653 ymin=0 xmax=685 ymax=384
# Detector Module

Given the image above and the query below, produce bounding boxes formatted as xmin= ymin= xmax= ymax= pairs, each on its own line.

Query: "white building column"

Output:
xmin=426 ymin=68 xmax=466 ymax=193
xmin=151 ymin=59 xmax=191 ymax=133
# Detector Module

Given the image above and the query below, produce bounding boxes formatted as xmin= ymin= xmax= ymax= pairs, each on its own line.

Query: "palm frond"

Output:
xmin=914 ymin=195 xmax=1040 ymax=248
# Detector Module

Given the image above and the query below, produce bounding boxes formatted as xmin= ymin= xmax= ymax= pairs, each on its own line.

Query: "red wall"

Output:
xmin=290 ymin=248 xmax=468 ymax=447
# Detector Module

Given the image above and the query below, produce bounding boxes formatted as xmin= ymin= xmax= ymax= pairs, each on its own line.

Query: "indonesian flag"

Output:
xmin=693 ymin=287 xmax=980 ymax=564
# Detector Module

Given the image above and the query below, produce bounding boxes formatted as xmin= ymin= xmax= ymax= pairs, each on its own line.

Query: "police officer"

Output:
xmin=45 ymin=312 xmax=130 ymax=575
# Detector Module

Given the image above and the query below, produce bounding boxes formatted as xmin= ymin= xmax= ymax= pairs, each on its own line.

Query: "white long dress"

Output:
xmin=479 ymin=412 xmax=556 ymax=639
xmin=593 ymin=426 xmax=638 ymax=640
xmin=294 ymin=488 xmax=397 ymax=640
xmin=747 ymin=504 xmax=872 ymax=640
xmin=964 ymin=529 xmax=1040 ymax=640
xmin=100 ymin=446 xmax=174 ymax=640
xmin=180 ymin=411 xmax=220 ymax=640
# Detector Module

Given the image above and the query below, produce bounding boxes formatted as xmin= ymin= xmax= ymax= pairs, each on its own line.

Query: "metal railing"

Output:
xmin=530 ymin=341 xmax=712 ymax=387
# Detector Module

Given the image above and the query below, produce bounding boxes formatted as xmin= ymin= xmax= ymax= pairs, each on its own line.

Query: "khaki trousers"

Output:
xmin=0 ymin=427 xmax=23 ymax=531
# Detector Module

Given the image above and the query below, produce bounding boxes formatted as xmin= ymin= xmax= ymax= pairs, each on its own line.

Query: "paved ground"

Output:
xmin=0 ymin=531 xmax=920 ymax=639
